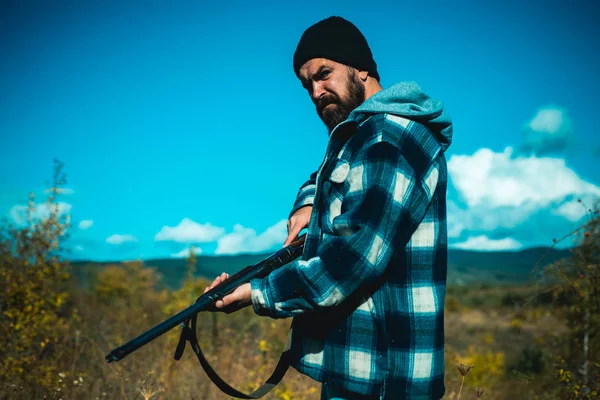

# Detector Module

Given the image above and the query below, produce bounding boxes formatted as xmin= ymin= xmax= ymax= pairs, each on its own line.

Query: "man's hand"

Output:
xmin=284 ymin=205 xmax=312 ymax=246
xmin=204 ymin=272 xmax=251 ymax=314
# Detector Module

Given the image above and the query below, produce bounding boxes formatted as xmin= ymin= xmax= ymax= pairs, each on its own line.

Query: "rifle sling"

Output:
xmin=174 ymin=314 xmax=290 ymax=399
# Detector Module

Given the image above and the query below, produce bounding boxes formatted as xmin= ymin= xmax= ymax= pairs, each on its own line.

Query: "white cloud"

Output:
xmin=447 ymin=147 xmax=600 ymax=247
xmin=452 ymin=235 xmax=523 ymax=251
xmin=527 ymin=107 xmax=570 ymax=134
xmin=520 ymin=106 xmax=572 ymax=155
xmin=155 ymin=218 xmax=225 ymax=243
xmin=215 ymin=220 xmax=288 ymax=255
xmin=106 ymin=234 xmax=138 ymax=245
xmin=9 ymin=202 xmax=72 ymax=226
xmin=448 ymin=147 xmax=600 ymax=210
xmin=447 ymin=201 xmax=467 ymax=238
xmin=171 ymin=246 xmax=202 ymax=258
xmin=79 ymin=220 xmax=94 ymax=230
xmin=552 ymin=200 xmax=589 ymax=222
xmin=44 ymin=188 xmax=75 ymax=195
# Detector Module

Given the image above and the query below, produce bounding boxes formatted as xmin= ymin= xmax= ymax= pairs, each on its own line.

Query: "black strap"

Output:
xmin=174 ymin=314 xmax=290 ymax=399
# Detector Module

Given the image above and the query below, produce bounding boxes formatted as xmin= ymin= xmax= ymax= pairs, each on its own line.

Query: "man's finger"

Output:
xmin=206 ymin=273 xmax=230 ymax=296
xmin=283 ymin=223 xmax=296 ymax=247
xmin=217 ymin=291 xmax=238 ymax=308
xmin=210 ymin=276 xmax=221 ymax=290
xmin=283 ymin=224 xmax=302 ymax=247
xmin=283 ymin=235 xmax=293 ymax=247
xmin=283 ymin=234 xmax=297 ymax=247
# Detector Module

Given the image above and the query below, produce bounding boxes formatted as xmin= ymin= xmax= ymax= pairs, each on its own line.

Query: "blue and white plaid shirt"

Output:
xmin=250 ymin=106 xmax=449 ymax=399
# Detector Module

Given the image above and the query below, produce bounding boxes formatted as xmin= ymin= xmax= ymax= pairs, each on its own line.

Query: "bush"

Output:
xmin=454 ymin=344 xmax=506 ymax=388
xmin=510 ymin=343 xmax=547 ymax=375
xmin=445 ymin=295 xmax=462 ymax=312
xmin=0 ymin=160 xmax=79 ymax=396
xmin=533 ymin=200 xmax=600 ymax=399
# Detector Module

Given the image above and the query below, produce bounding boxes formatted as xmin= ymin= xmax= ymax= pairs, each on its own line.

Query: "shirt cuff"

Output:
xmin=289 ymin=197 xmax=315 ymax=219
xmin=250 ymin=278 xmax=276 ymax=318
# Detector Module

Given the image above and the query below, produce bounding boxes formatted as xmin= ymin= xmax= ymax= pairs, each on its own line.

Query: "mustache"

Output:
xmin=316 ymin=94 xmax=339 ymax=112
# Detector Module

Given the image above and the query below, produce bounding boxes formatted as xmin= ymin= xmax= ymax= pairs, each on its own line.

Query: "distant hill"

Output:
xmin=446 ymin=247 xmax=572 ymax=285
xmin=70 ymin=246 xmax=573 ymax=289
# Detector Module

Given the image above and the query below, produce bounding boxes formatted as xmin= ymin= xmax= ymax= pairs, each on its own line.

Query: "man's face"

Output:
xmin=298 ymin=58 xmax=366 ymax=132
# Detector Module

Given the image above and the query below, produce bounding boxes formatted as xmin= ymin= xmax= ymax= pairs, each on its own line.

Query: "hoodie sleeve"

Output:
xmin=288 ymin=170 xmax=318 ymax=219
xmin=250 ymin=120 xmax=439 ymax=318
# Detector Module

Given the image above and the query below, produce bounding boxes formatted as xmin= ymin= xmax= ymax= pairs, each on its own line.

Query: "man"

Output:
xmin=206 ymin=16 xmax=453 ymax=399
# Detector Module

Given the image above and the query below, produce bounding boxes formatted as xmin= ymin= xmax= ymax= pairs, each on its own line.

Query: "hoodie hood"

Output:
xmin=348 ymin=81 xmax=453 ymax=151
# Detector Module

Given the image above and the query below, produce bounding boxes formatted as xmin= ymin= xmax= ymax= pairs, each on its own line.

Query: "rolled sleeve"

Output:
xmin=288 ymin=170 xmax=318 ymax=219
xmin=250 ymin=277 xmax=276 ymax=317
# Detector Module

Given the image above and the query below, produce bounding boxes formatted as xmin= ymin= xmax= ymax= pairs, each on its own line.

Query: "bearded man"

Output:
xmin=206 ymin=16 xmax=453 ymax=400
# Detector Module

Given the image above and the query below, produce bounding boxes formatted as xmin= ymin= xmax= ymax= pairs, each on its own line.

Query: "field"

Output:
xmin=1 ymin=183 xmax=598 ymax=400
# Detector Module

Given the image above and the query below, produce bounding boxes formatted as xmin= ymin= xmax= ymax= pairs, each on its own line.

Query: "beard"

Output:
xmin=316 ymin=71 xmax=366 ymax=133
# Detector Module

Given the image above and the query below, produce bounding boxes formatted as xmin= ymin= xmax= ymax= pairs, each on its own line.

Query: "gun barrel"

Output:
xmin=105 ymin=297 xmax=210 ymax=362
xmin=105 ymin=234 xmax=305 ymax=363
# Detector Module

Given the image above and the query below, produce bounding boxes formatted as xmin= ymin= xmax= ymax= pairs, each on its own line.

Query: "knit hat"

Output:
xmin=293 ymin=16 xmax=379 ymax=81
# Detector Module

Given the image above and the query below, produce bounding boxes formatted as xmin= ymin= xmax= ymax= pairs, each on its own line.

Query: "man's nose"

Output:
xmin=311 ymin=82 xmax=326 ymax=102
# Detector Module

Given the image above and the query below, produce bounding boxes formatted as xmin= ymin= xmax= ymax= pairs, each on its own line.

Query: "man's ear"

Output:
xmin=358 ymin=70 xmax=369 ymax=82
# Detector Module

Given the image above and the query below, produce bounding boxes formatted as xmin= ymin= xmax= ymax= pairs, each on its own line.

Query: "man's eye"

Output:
xmin=320 ymin=70 xmax=330 ymax=79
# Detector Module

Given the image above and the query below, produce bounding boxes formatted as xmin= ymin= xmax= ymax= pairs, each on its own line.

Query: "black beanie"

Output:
xmin=293 ymin=16 xmax=379 ymax=81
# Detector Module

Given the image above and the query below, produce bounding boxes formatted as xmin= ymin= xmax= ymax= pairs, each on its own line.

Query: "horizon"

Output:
xmin=69 ymin=241 xmax=573 ymax=264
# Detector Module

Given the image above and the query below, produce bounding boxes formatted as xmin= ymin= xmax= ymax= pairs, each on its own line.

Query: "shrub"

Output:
xmin=0 ymin=160 xmax=79 ymax=396
xmin=510 ymin=343 xmax=547 ymax=375
xmin=454 ymin=344 xmax=505 ymax=389
xmin=533 ymin=199 xmax=600 ymax=399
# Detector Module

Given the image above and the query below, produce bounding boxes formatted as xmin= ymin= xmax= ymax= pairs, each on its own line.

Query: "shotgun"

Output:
xmin=105 ymin=233 xmax=306 ymax=364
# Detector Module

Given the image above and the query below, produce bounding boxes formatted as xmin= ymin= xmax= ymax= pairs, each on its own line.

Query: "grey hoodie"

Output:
xmin=348 ymin=81 xmax=453 ymax=152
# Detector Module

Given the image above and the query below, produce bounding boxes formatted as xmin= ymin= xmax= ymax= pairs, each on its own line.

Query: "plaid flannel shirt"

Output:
xmin=250 ymin=112 xmax=448 ymax=400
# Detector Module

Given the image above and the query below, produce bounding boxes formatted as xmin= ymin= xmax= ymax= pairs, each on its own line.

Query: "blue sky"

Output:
xmin=1 ymin=0 xmax=599 ymax=261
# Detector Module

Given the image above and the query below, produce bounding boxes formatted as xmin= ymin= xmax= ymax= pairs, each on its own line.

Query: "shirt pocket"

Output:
xmin=320 ymin=158 xmax=350 ymax=233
